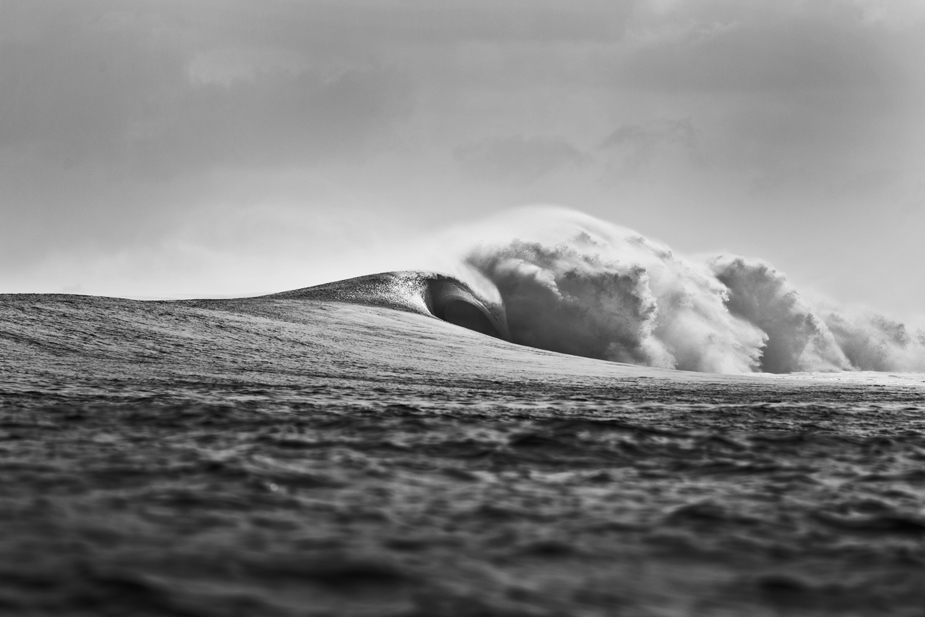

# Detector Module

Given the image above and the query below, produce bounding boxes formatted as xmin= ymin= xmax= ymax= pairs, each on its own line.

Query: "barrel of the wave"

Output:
xmin=424 ymin=275 xmax=511 ymax=341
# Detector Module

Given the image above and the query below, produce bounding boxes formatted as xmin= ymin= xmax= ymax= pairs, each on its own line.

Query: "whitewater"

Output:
xmin=1 ymin=208 xmax=924 ymax=616
xmin=407 ymin=207 xmax=925 ymax=375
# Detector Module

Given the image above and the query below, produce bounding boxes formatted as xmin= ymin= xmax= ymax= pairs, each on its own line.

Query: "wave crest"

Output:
xmin=449 ymin=208 xmax=924 ymax=374
xmin=709 ymin=255 xmax=850 ymax=373
xmin=290 ymin=208 xmax=923 ymax=374
xmin=465 ymin=224 xmax=766 ymax=373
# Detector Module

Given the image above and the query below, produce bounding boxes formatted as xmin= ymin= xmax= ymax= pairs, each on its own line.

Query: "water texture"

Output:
xmin=2 ymin=291 xmax=925 ymax=616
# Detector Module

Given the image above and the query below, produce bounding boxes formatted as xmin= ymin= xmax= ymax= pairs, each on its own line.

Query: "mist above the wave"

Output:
xmin=433 ymin=206 xmax=925 ymax=374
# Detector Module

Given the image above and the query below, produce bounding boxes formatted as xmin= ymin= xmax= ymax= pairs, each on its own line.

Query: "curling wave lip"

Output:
xmin=266 ymin=271 xmax=510 ymax=342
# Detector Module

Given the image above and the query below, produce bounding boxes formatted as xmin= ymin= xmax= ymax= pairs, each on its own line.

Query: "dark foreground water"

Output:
xmin=2 ymin=293 xmax=925 ymax=616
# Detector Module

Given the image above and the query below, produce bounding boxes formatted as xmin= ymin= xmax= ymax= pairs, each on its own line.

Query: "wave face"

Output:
xmin=272 ymin=271 xmax=510 ymax=341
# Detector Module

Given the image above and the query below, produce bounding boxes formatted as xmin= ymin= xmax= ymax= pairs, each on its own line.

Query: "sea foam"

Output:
xmin=425 ymin=207 xmax=925 ymax=374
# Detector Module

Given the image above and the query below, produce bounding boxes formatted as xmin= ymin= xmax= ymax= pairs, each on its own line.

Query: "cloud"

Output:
xmin=0 ymin=8 xmax=410 ymax=175
xmin=454 ymin=136 xmax=589 ymax=183
xmin=600 ymin=118 xmax=704 ymax=172
xmin=218 ymin=0 xmax=632 ymax=48
xmin=0 ymin=0 xmax=923 ymax=316
xmin=617 ymin=4 xmax=892 ymax=94
xmin=0 ymin=1 xmax=413 ymax=265
xmin=135 ymin=67 xmax=410 ymax=177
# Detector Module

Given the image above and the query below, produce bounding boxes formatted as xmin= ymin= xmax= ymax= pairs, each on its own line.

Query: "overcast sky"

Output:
xmin=2 ymin=0 xmax=923 ymax=318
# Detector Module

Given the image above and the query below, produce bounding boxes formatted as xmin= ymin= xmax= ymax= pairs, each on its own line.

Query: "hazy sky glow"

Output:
xmin=2 ymin=0 xmax=923 ymax=318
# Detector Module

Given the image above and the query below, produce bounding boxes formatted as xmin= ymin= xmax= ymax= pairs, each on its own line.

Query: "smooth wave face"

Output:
xmin=294 ymin=208 xmax=924 ymax=374
xmin=270 ymin=271 xmax=509 ymax=341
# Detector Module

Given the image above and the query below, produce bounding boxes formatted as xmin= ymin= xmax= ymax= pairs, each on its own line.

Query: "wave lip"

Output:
xmin=268 ymin=271 xmax=510 ymax=341
xmin=424 ymin=275 xmax=510 ymax=341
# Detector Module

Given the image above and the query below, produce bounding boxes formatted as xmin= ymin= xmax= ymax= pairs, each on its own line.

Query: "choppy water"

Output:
xmin=2 ymin=289 xmax=925 ymax=616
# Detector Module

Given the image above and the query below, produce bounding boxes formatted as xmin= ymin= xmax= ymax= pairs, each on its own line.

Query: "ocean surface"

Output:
xmin=2 ymin=273 xmax=925 ymax=616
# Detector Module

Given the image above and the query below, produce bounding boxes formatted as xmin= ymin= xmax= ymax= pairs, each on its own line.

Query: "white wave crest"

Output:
xmin=449 ymin=207 xmax=924 ymax=374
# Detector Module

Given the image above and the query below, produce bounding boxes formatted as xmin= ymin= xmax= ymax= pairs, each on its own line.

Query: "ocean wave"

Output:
xmin=286 ymin=208 xmax=924 ymax=375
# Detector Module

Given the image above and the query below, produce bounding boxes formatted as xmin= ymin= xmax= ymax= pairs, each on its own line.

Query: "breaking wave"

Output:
xmin=293 ymin=207 xmax=924 ymax=375
xmin=452 ymin=208 xmax=925 ymax=374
